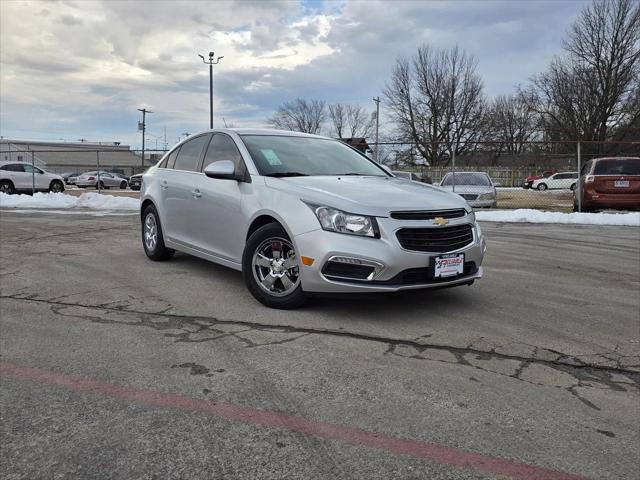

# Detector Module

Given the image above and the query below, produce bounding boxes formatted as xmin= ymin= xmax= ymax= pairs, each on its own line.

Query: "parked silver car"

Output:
xmin=140 ymin=129 xmax=485 ymax=308
xmin=439 ymin=172 xmax=497 ymax=208
xmin=76 ymin=171 xmax=129 ymax=189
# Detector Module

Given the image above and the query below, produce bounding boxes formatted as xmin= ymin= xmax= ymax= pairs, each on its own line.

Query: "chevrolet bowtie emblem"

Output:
xmin=433 ymin=217 xmax=449 ymax=226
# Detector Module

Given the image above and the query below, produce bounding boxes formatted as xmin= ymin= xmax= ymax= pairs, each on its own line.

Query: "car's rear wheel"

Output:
xmin=49 ymin=180 xmax=64 ymax=193
xmin=242 ymin=223 xmax=306 ymax=309
xmin=537 ymin=183 xmax=547 ymax=191
xmin=96 ymin=181 xmax=105 ymax=189
xmin=142 ymin=204 xmax=174 ymax=261
xmin=120 ymin=181 xmax=127 ymax=189
xmin=0 ymin=180 xmax=14 ymax=194
xmin=570 ymin=183 xmax=577 ymax=191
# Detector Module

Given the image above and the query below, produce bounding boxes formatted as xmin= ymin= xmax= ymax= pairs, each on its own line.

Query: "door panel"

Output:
xmin=189 ymin=174 xmax=246 ymax=261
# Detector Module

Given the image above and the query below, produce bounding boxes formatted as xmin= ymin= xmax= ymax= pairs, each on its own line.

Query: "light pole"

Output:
xmin=372 ymin=97 xmax=381 ymax=162
xmin=198 ymin=51 xmax=224 ymax=129
xmin=137 ymin=108 xmax=152 ymax=169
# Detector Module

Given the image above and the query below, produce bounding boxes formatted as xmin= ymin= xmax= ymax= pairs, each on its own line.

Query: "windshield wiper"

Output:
xmin=264 ymin=172 xmax=309 ymax=178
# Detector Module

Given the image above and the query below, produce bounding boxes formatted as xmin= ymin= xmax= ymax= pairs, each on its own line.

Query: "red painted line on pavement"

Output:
xmin=0 ymin=362 xmax=588 ymax=480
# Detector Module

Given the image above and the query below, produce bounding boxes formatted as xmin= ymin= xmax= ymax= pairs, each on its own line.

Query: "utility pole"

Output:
xmin=372 ymin=97 xmax=381 ymax=162
xmin=198 ymin=51 xmax=224 ymax=129
xmin=137 ymin=108 xmax=152 ymax=168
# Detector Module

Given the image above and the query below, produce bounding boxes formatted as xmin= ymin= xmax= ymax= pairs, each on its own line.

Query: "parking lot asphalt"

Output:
xmin=1 ymin=211 xmax=638 ymax=480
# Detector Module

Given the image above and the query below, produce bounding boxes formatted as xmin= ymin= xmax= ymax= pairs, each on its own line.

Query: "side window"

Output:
xmin=201 ymin=134 xmax=245 ymax=175
xmin=23 ymin=164 xmax=36 ymax=173
xmin=173 ymin=136 xmax=209 ymax=172
xmin=165 ymin=147 xmax=180 ymax=169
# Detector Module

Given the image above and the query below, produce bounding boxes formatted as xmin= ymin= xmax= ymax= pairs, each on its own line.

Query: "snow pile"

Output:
xmin=476 ymin=209 xmax=639 ymax=226
xmin=0 ymin=192 xmax=140 ymax=210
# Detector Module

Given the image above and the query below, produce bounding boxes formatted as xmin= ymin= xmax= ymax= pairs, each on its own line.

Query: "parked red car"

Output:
xmin=574 ymin=157 xmax=640 ymax=212
xmin=523 ymin=169 xmax=557 ymax=189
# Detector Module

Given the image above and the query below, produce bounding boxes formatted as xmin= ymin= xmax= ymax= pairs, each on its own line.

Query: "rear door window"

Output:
xmin=594 ymin=159 xmax=640 ymax=176
xmin=1 ymin=164 xmax=25 ymax=172
xmin=173 ymin=135 xmax=210 ymax=172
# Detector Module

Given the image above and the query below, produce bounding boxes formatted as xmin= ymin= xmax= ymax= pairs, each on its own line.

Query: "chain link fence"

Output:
xmin=2 ymin=140 xmax=638 ymax=212
xmin=371 ymin=140 xmax=639 ymax=212
xmin=0 ymin=148 xmax=168 ymax=194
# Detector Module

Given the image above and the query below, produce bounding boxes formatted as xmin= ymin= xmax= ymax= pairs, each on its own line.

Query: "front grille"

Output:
xmin=396 ymin=224 xmax=474 ymax=252
xmin=390 ymin=209 xmax=467 ymax=220
xmin=458 ymin=194 xmax=478 ymax=200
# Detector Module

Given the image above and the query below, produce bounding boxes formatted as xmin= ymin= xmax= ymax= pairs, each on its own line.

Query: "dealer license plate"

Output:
xmin=614 ymin=180 xmax=629 ymax=188
xmin=433 ymin=254 xmax=465 ymax=278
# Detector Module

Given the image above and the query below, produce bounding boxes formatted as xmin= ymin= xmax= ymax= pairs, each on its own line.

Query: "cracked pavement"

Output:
xmin=0 ymin=211 xmax=639 ymax=479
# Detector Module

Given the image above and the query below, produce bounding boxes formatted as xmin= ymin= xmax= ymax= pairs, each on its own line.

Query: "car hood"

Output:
xmin=264 ymin=176 xmax=470 ymax=216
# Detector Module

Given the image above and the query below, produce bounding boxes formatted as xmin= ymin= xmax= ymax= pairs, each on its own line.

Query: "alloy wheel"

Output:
xmin=252 ymin=237 xmax=300 ymax=297
xmin=144 ymin=213 xmax=158 ymax=251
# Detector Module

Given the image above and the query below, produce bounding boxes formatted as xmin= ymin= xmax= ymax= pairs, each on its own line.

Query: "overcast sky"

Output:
xmin=0 ymin=0 xmax=589 ymax=148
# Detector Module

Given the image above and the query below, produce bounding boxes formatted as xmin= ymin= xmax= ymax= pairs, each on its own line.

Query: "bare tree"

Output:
xmin=328 ymin=103 xmax=373 ymax=138
xmin=383 ymin=44 xmax=486 ymax=166
xmin=487 ymin=94 xmax=540 ymax=154
xmin=525 ymin=0 xmax=640 ymax=150
xmin=267 ymin=98 xmax=327 ymax=134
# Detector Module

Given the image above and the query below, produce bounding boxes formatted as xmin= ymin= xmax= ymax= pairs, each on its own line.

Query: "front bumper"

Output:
xmin=294 ymin=217 xmax=486 ymax=293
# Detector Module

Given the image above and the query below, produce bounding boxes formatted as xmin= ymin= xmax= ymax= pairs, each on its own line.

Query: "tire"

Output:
xmin=570 ymin=183 xmax=577 ymax=191
xmin=537 ymin=183 xmax=547 ymax=191
xmin=142 ymin=204 xmax=175 ymax=261
xmin=96 ymin=181 xmax=105 ymax=189
xmin=120 ymin=181 xmax=127 ymax=189
xmin=242 ymin=223 xmax=306 ymax=309
xmin=0 ymin=180 xmax=14 ymax=194
xmin=49 ymin=180 xmax=64 ymax=193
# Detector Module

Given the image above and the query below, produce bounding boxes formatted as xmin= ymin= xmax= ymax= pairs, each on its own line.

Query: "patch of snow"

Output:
xmin=0 ymin=192 xmax=139 ymax=210
xmin=476 ymin=209 xmax=640 ymax=227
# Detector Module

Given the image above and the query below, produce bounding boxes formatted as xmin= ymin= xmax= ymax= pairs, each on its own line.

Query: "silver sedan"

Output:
xmin=140 ymin=129 xmax=485 ymax=309
xmin=75 ymin=171 xmax=129 ymax=189
xmin=438 ymin=172 xmax=497 ymax=208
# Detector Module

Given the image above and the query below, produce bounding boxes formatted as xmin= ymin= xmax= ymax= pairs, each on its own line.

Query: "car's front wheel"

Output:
xmin=120 ymin=181 xmax=127 ymax=189
xmin=49 ymin=180 xmax=64 ymax=193
xmin=537 ymin=183 xmax=547 ymax=191
xmin=242 ymin=223 xmax=306 ymax=309
xmin=142 ymin=204 xmax=175 ymax=261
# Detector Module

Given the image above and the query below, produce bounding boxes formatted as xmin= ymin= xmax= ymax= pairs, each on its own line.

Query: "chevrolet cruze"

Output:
xmin=140 ymin=129 xmax=486 ymax=308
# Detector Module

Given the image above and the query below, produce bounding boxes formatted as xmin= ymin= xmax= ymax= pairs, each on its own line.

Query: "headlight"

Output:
xmin=310 ymin=205 xmax=379 ymax=238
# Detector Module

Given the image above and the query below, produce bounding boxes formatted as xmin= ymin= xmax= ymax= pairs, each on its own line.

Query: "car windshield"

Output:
xmin=240 ymin=135 xmax=388 ymax=177
xmin=441 ymin=173 xmax=491 ymax=186
xmin=594 ymin=159 xmax=640 ymax=176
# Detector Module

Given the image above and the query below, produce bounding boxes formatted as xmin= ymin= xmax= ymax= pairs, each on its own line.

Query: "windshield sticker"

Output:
xmin=261 ymin=149 xmax=283 ymax=166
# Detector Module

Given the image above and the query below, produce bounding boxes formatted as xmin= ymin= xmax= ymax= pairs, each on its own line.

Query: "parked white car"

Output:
xmin=0 ymin=161 xmax=65 ymax=194
xmin=531 ymin=172 xmax=578 ymax=191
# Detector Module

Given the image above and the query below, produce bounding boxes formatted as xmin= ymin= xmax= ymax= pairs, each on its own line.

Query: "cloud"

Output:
xmin=0 ymin=0 xmax=588 ymax=147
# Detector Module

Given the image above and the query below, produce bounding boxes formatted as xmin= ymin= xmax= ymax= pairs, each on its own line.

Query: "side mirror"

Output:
xmin=204 ymin=160 xmax=237 ymax=180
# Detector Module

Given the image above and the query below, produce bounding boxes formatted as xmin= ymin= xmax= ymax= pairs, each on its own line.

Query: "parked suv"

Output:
xmin=140 ymin=129 xmax=485 ymax=309
xmin=0 ymin=161 xmax=65 ymax=194
xmin=531 ymin=172 xmax=578 ymax=191
xmin=574 ymin=157 xmax=640 ymax=212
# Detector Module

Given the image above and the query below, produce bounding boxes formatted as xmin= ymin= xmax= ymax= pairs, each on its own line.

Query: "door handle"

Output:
xmin=192 ymin=189 xmax=202 ymax=198
xmin=160 ymin=181 xmax=169 ymax=190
